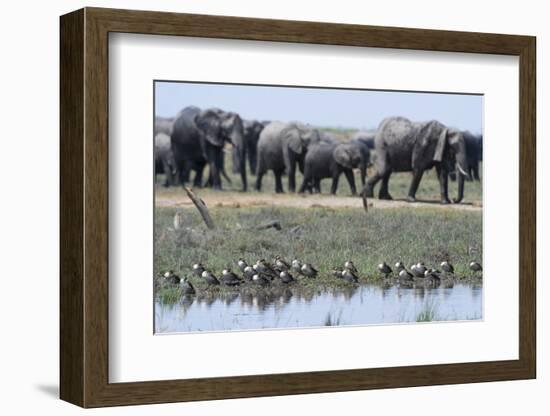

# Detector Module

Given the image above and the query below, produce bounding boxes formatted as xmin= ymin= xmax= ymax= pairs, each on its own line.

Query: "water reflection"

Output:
xmin=155 ymin=282 xmax=483 ymax=334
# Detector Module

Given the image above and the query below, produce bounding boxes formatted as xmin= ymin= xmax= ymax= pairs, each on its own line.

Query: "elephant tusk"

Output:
xmin=457 ymin=163 xmax=469 ymax=177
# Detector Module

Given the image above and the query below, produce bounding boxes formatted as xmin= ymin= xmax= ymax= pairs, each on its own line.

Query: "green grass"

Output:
xmin=155 ymin=205 xmax=482 ymax=301
xmin=416 ymin=301 xmax=439 ymax=322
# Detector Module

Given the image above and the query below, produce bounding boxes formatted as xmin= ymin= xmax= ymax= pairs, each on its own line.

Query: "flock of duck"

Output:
xmin=160 ymin=257 xmax=483 ymax=296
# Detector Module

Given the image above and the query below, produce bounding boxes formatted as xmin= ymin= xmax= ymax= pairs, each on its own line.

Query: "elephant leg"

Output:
xmin=161 ymin=159 xmax=172 ymax=187
xmin=194 ymin=165 xmax=205 ymax=188
xmin=379 ymin=172 xmax=393 ymax=200
xmin=436 ymin=165 xmax=451 ymax=204
xmin=472 ymin=163 xmax=480 ymax=181
xmin=208 ymin=148 xmax=223 ymax=190
xmin=344 ymin=169 xmax=357 ymax=195
xmin=465 ymin=166 xmax=473 ymax=182
xmin=231 ymin=148 xmax=239 ymax=174
xmin=314 ymin=179 xmax=321 ymax=194
xmin=209 ymin=162 xmax=221 ymax=189
xmin=406 ymin=168 xmax=424 ymax=202
xmin=255 ymin=171 xmax=264 ymax=191
xmin=331 ymin=172 xmax=340 ymax=195
xmin=248 ymin=148 xmax=257 ymax=176
xmin=299 ymin=170 xmax=311 ymax=194
xmin=288 ymin=164 xmax=297 ymax=193
xmin=275 ymin=170 xmax=284 ymax=193
xmin=238 ymin=151 xmax=248 ymax=192
xmin=179 ymin=160 xmax=192 ymax=186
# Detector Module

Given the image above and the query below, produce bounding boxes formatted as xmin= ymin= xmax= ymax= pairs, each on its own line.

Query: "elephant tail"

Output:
xmin=255 ymin=152 xmax=265 ymax=175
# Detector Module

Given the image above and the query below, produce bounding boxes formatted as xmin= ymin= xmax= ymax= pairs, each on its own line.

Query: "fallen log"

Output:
xmin=184 ymin=187 xmax=216 ymax=229
xmin=255 ymin=220 xmax=282 ymax=231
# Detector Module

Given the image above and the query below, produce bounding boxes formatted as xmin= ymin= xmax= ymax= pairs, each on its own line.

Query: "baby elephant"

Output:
xmin=299 ymin=142 xmax=369 ymax=195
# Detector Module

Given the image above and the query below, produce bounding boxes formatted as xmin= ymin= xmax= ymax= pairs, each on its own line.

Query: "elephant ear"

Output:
xmin=433 ymin=127 xmax=448 ymax=162
xmin=195 ymin=110 xmax=223 ymax=147
xmin=283 ymin=126 xmax=304 ymax=154
xmin=333 ymin=145 xmax=354 ymax=169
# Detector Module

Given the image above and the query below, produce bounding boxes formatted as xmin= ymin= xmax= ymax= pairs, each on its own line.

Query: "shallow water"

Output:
xmin=155 ymin=283 xmax=482 ymax=334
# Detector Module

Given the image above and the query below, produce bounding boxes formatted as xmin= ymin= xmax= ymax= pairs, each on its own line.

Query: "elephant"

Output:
xmin=171 ymin=106 xmax=247 ymax=191
xmin=449 ymin=131 xmax=483 ymax=182
xmin=154 ymin=133 xmax=177 ymax=187
xmin=351 ymin=130 xmax=376 ymax=149
xmin=363 ymin=116 xmax=470 ymax=204
xmin=314 ymin=131 xmax=338 ymax=145
xmin=232 ymin=119 xmax=265 ymax=175
xmin=255 ymin=122 xmax=320 ymax=193
xmin=155 ymin=116 xmax=175 ymax=136
xmin=298 ymin=141 xmax=370 ymax=195
xmin=463 ymin=131 xmax=483 ymax=181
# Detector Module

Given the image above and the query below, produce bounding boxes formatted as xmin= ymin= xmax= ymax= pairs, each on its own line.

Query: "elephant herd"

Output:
xmin=155 ymin=106 xmax=482 ymax=204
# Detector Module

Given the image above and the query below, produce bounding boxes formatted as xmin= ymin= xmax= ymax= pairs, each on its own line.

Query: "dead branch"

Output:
xmin=184 ymin=187 xmax=216 ymax=229
xmin=362 ymin=191 xmax=369 ymax=213
xmin=255 ymin=221 xmax=282 ymax=231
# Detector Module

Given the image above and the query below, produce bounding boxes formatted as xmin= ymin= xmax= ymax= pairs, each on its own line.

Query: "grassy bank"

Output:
xmin=155 ymin=205 xmax=482 ymax=300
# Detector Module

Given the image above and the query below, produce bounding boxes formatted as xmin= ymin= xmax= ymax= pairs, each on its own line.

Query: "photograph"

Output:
xmin=153 ymin=81 xmax=484 ymax=334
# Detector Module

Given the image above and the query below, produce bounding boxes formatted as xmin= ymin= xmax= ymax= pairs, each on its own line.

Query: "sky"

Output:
xmin=155 ymin=81 xmax=483 ymax=133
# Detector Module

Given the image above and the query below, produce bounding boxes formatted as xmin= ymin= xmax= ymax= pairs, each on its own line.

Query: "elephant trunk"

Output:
xmin=455 ymin=169 xmax=465 ymax=203
xmin=359 ymin=162 xmax=367 ymax=187
xmin=454 ymin=152 xmax=469 ymax=203
xmin=233 ymin=141 xmax=247 ymax=191
xmin=228 ymin=123 xmax=248 ymax=191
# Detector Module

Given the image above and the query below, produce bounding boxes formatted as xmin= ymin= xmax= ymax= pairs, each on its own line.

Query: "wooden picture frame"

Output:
xmin=60 ymin=7 xmax=536 ymax=408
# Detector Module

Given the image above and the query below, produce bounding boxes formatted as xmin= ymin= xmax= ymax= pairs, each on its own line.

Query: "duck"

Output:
xmin=378 ymin=262 xmax=392 ymax=277
xmin=252 ymin=273 xmax=270 ymax=286
xmin=469 ymin=261 xmax=482 ymax=272
xmin=331 ymin=268 xmax=344 ymax=279
xmin=180 ymin=277 xmax=196 ymax=295
xmin=301 ymin=263 xmax=318 ymax=278
xmin=237 ymin=258 xmax=248 ymax=272
xmin=201 ymin=270 xmax=220 ymax=286
xmin=441 ymin=261 xmax=454 ymax=274
xmin=424 ymin=269 xmax=441 ymax=286
xmin=395 ymin=261 xmax=405 ymax=272
xmin=220 ymin=268 xmax=242 ymax=286
xmin=242 ymin=265 xmax=255 ymax=281
xmin=342 ymin=269 xmax=359 ymax=283
xmin=344 ymin=260 xmax=358 ymax=274
xmin=291 ymin=259 xmax=303 ymax=274
xmin=255 ymin=259 xmax=278 ymax=279
xmin=279 ymin=271 xmax=295 ymax=284
xmin=398 ymin=268 xmax=414 ymax=283
xmin=415 ymin=262 xmax=427 ymax=276
xmin=163 ymin=270 xmax=181 ymax=285
xmin=274 ymin=256 xmax=291 ymax=271
xmin=192 ymin=263 xmax=205 ymax=277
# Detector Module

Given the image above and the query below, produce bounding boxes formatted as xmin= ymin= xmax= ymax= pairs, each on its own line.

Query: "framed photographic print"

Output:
xmin=60 ymin=7 xmax=536 ymax=408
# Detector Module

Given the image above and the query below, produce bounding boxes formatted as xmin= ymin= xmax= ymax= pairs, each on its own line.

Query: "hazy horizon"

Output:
xmin=155 ymin=81 xmax=483 ymax=133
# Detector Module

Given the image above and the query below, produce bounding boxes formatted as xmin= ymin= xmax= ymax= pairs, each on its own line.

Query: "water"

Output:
xmin=155 ymin=283 xmax=483 ymax=333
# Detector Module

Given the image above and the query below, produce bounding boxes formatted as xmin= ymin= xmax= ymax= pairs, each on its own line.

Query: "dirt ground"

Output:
xmin=155 ymin=190 xmax=482 ymax=212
